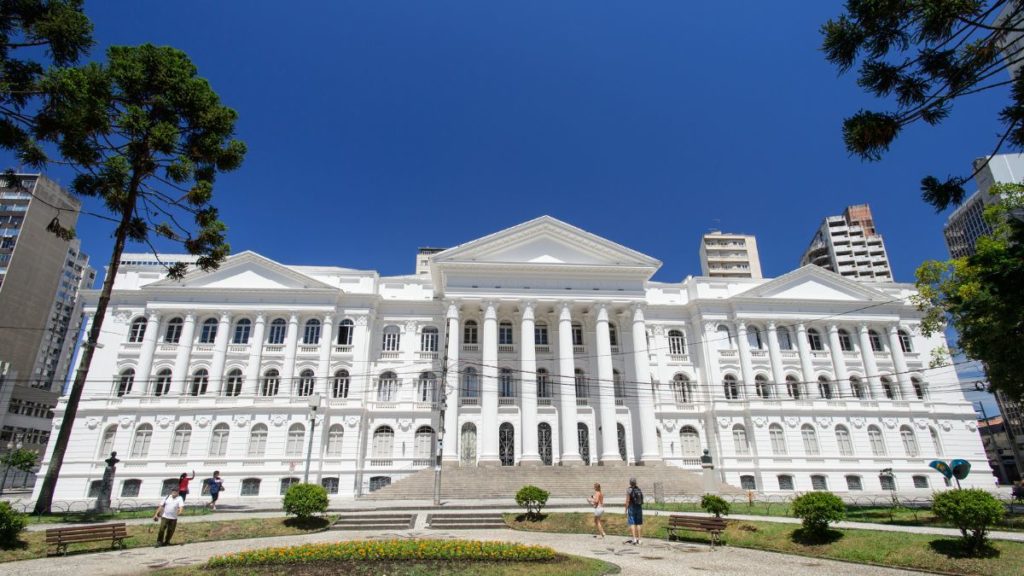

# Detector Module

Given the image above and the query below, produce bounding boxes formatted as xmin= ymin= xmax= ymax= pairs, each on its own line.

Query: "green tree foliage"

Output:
xmin=282 ymin=483 xmax=329 ymax=519
xmin=31 ymin=44 xmax=246 ymax=514
xmin=915 ymin=183 xmax=1024 ymax=401
xmin=0 ymin=0 xmax=93 ymax=162
xmin=791 ymin=492 xmax=846 ymax=534
xmin=822 ymin=0 xmax=1024 ymax=209
xmin=0 ymin=502 xmax=27 ymax=548
xmin=700 ymin=494 xmax=731 ymax=518
xmin=0 ymin=448 xmax=38 ymax=475
xmin=515 ymin=485 xmax=550 ymax=519
xmin=932 ymin=488 xmax=1006 ymax=552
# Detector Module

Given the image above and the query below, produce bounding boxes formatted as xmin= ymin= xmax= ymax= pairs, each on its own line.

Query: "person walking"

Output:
xmin=177 ymin=470 xmax=195 ymax=501
xmin=153 ymin=487 xmax=186 ymax=546
xmin=624 ymin=477 xmax=644 ymax=545
xmin=587 ymin=482 xmax=606 ymax=538
xmin=206 ymin=471 xmax=223 ymax=510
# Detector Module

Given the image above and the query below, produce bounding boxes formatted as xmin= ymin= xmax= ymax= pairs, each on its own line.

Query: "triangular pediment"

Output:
xmin=736 ymin=265 xmax=890 ymax=302
xmin=432 ymin=216 xmax=661 ymax=269
xmin=145 ymin=251 xmax=336 ymax=291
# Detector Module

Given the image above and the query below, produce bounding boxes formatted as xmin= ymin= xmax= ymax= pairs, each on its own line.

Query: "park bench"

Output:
xmin=45 ymin=522 xmax=127 ymax=556
xmin=666 ymin=514 xmax=728 ymax=548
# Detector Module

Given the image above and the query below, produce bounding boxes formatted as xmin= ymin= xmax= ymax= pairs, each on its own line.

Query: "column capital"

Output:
xmin=288 ymin=313 xmax=299 ymax=323
xmin=184 ymin=312 xmax=196 ymax=322
xmin=353 ymin=315 xmax=369 ymax=326
xmin=323 ymin=312 xmax=334 ymax=324
xmin=795 ymin=322 xmax=807 ymax=332
xmin=146 ymin=311 xmax=161 ymax=322
xmin=445 ymin=301 xmax=460 ymax=320
xmin=703 ymin=321 xmax=717 ymax=333
xmin=558 ymin=302 xmax=573 ymax=321
xmin=595 ymin=304 xmax=610 ymax=323
xmin=483 ymin=301 xmax=498 ymax=319
xmin=219 ymin=311 xmax=232 ymax=322
xmin=255 ymin=312 xmax=266 ymax=323
xmin=631 ymin=303 xmax=646 ymax=323
xmin=767 ymin=320 xmax=777 ymax=330
xmin=520 ymin=301 xmax=535 ymax=320
xmin=827 ymin=323 xmax=840 ymax=334
xmin=735 ymin=320 xmax=747 ymax=332
xmin=857 ymin=322 xmax=870 ymax=333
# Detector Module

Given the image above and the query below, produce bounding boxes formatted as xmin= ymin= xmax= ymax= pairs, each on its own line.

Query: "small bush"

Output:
xmin=791 ymin=492 xmax=846 ymax=534
xmin=700 ymin=494 xmax=730 ymax=518
xmin=207 ymin=540 xmax=557 ymax=567
xmin=0 ymin=502 xmax=27 ymax=548
xmin=515 ymin=485 xmax=549 ymax=518
xmin=282 ymin=483 xmax=329 ymax=519
xmin=932 ymin=488 xmax=1005 ymax=552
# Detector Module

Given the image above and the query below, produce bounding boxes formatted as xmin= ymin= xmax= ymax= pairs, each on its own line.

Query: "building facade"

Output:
xmin=36 ymin=217 xmax=986 ymax=501
xmin=699 ymin=231 xmax=762 ymax=279
xmin=800 ymin=204 xmax=893 ymax=281
xmin=977 ymin=415 xmax=1021 ymax=485
xmin=0 ymin=174 xmax=93 ymax=463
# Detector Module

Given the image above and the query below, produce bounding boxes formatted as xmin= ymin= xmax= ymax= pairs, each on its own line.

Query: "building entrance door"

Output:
xmin=578 ymin=423 xmax=590 ymax=465
xmin=499 ymin=423 xmax=515 ymax=466
xmin=460 ymin=423 xmax=477 ymax=466
xmin=538 ymin=422 xmax=552 ymax=465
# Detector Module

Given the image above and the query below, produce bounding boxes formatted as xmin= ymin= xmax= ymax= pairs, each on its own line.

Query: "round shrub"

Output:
xmin=701 ymin=494 xmax=731 ymax=518
xmin=0 ymin=502 xmax=27 ymax=548
xmin=282 ymin=483 xmax=329 ymax=519
xmin=932 ymin=488 xmax=1005 ymax=552
xmin=515 ymin=485 xmax=549 ymax=518
xmin=791 ymin=491 xmax=846 ymax=534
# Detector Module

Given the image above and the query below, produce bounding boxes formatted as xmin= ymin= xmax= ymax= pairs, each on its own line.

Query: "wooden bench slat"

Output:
xmin=666 ymin=514 xmax=727 ymax=548
xmin=45 ymin=523 xmax=128 ymax=556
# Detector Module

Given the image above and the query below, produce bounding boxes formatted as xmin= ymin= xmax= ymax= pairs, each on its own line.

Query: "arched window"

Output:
xmin=208 ymin=422 xmax=230 ymax=457
xmin=801 ymin=424 xmax=820 ymax=456
xmin=817 ymin=376 xmax=833 ymax=399
xmin=807 ymin=328 xmax=824 ymax=351
xmin=170 ymin=424 xmax=191 ymax=457
xmin=267 ymin=318 xmax=287 ymax=344
xmin=733 ymin=424 xmax=750 ymax=455
xmin=414 ymin=426 xmax=435 ymax=460
xmin=834 ymin=329 xmax=851 ymax=352
xmin=261 ymin=369 xmax=280 ymax=397
xmin=811 ymin=475 xmax=828 ymax=491
xmin=868 ymin=425 xmax=886 ymax=456
xmin=574 ymin=369 xmax=588 ymax=398
xmin=128 ymin=317 xmax=147 ymax=343
xmin=898 ymin=329 xmax=913 ymax=353
xmin=571 ymin=322 xmax=584 ymax=346
xmin=499 ymin=368 xmax=515 ymax=398
xmin=912 ymin=377 xmax=927 ymax=400
xmin=199 ymin=318 xmax=218 ymax=344
xmin=332 ymin=370 xmax=350 ymax=398
xmin=835 ymin=425 xmax=854 ymax=456
xmin=880 ymin=376 xmax=897 ymax=399
xmin=723 ymin=374 xmax=739 ymax=400
xmin=117 ymin=368 xmax=135 ymax=397
xmin=534 ymin=322 xmax=548 ymax=345
xmin=786 ymin=374 xmax=802 ymax=399
xmin=929 ymin=426 xmax=944 ymax=457
xmin=672 ymin=373 xmax=691 ymax=404
xmin=668 ymin=330 xmax=686 ymax=355
xmin=164 ymin=317 xmax=183 ymax=343
xmin=463 ymin=320 xmax=478 ymax=344
xmin=421 ymin=326 xmax=439 ymax=352
xmin=372 ymin=426 xmax=394 ymax=458
xmin=131 ymin=424 xmax=152 ymax=458
xmin=679 ymin=426 xmax=701 ymax=457
xmin=869 ymin=329 xmax=884 ymax=351
xmin=377 ymin=371 xmax=397 ymax=401
xmin=755 ymin=374 xmax=771 ymax=399
xmin=608 ymin=323 xmax=618 ymax=347
xmin=247 ymin=424 xmax=268 ymax=457
xmin=850 ymin=376 xmax=866 ymax=399
xmin=777 ymin=326 xmax=793 ymax=350
xmin=296 ymin=369 xmax=315 ymax=396
xmin=498 ymin=321 xmax=513 ymax=345
xmin=233 ymin=318 xmax=252 ymax=344
xmin=381 ymin=325 xmax=400 ymax=351
xmin=418 ymin=372 xmax=437 ymax=403
xmin=769 ymin=423 xmax=787 ymax=455
xmin=224 ymin=368 xmax=243 ymax=396
xmin=777 ymin=474 xmax=795 ymax=491
xmin=846 ymin=475 xmax=863 ymax=491
xmin=326 ymin=424 xmax=344 ymax=457
xmin=154 ymin=368 xmax=172 ymax=396
xmin=286 ymin=423 xmax=305 ymax=456
xmin=98 ymin=425 xmax=117 ymax=458
xmin=747 ymin=326 xmax=764 ymax=350
xmin=336 ymin=319 xmax=354 ymax=345
xmin=463 ymin=367 xmax=480 ymax=398
xmin=613 ymin=369 xmax=625 ymax=401
xmin=716 ymin=324 xmax=733 ymax=350
xmin=900 ymin=425 xmax=919 ymax=457
xmin=190 ymin=369 xmax=209 ymax=396
xmin=536 ymin=368 xmax=550 ymax=399
xmin=303 ymin=319 xmax=321 ymax=344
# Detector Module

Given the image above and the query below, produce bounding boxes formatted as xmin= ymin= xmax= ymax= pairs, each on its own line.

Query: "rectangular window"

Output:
xmin=534 ymin=325 xmax=548 ymax=345
xmin=572 ymin=324 xmax=583 ymax=346
xmin=499 ymin=324 xmax=513 ymax=345
xmin=846 ymin=476 xmax=863 ymax=491
xmin=811 ymin=475 xmax=828 ymax=491
xmin=777 ymin=475 xmax=794 ymax=491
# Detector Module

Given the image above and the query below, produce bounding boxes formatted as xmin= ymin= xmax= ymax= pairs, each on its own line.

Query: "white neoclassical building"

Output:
xmin=35 ymin=216 xmax=987 ymax=500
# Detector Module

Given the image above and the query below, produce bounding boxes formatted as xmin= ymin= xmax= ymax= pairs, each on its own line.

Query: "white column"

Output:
xmin=735 ymin=321 xmax=754 ymax=399
xmin=826 ymin=324 xmax=850 ymax=398
xmin=857 ymin=324 xmax=881 ymax=399
xmin=244 ymin=313 xmax=266 ymax=395
xmin=209 ymin=312 xmax=231 ymax=394
xmin=595 ymin=304 xmax=621 ymax=464
xmin=135 ymin=312 xmax=161 ymax=395
xmin=171 ymin=313 xmax=196 ymax=395
xmin=632 ymin=304 xmax=660 ymax=463
xmin=557 ymin=302 xmax=582 ymax=464
xmin=794 ymin=323 xmax=815 ymax=398
xmin=442 ymin=302 xmax=461 ymax=462
xmin=888 ymin=324 xmax=911 ymax=397
xmin=352 ymin=315 xmax=372 ymax=401
xmin=519 ymin=302 xmax=541 ymax=464
xmin=766 ymin=322 xmax=785 ymax=398
xmin=282 ymin=313 xmax=300 ymax=395
xmin=479 ymin=301 xmax=500 ymax=465
xmin=317 ymin=313 xmax=335 ymax=395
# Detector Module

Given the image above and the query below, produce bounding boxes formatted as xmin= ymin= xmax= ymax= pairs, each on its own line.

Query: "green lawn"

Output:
xmin=26 ymin=506 xmax=213 ymax=524
xmin=506 ymin=512 xmax=1024 ymax=576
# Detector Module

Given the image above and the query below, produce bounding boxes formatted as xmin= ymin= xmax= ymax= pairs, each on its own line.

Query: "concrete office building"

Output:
xmin=699 ymin=232 xmax=762 ymax=279
xmin=800 ymin=204 xmax=893 ymax=281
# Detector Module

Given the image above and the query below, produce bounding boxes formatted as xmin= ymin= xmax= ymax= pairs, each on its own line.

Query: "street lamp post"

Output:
xmin=0 ymin=439 xmax=24 ymax=496
xmin=303 ymin=393 xmax=321 ymax=484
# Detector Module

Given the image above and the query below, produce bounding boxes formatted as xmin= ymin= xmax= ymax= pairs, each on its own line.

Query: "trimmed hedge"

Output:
xmin=207 ymin=540 xmax=557 ymax=567
xmin=791 ymin=491 xmax=846 ymax=534
xmin=282 ymin=483 xmax=329 ymax=519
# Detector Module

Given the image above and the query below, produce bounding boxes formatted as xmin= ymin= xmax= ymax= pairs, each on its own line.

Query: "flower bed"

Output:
xmin=207 ymin=540 xmax=557 ymax=567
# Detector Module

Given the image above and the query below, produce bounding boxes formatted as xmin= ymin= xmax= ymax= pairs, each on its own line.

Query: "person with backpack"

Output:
xmin=153 ymin=486 xmax=185 ymax=546
xmin=624 ymin=477 xmax=644 ymax=545
xmin=206 ymin=470 xmax=223 ymax=510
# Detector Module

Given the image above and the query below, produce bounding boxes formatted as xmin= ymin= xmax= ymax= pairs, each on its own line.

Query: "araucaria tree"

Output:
xmin=31 ymin=44 xmax=246 ymax=513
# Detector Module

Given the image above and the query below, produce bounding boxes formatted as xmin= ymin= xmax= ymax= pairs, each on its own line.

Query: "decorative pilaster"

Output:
xmin=282 ymin=314 xmax=300 ymax=395
xmin=766 ymin=322 xmax=785 ymax=398
xmin=826 ymin=324 xmax=850 ymax=398
xmin=857 ymin=324 xmax=881 ymax=399
xmin=794 ymin=323 xmax=814 ymax=398
xmin=210 ymin=312 xmax=231 ymax=394
xmin=171 ymin=313 xmax=197 ymax=395
xmin=735 ymin=321 xmax=754 ymax=400
xmin=244 ymin=314 xmax=266 ymax=395
xmin=317 ymin=313 xmax=335 ymax=393
xmin=135 ymin=312 xmax=161 ymax=395
xmin=888 ymin=325 xmax=911 ymax=398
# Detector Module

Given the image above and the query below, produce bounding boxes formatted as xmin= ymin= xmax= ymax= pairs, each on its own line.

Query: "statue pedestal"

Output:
xmin=701 ymin=463 xmax=718 ymax=495
xmin=94 ymin=452 xmax=120 ymax=513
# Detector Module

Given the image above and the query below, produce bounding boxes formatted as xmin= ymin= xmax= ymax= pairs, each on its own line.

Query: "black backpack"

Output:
xmin=629 ymin=486 xmax=644 ymax=506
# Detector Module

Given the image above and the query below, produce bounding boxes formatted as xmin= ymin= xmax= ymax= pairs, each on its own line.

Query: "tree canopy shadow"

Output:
xmin=514 ymin=513 xmax=548 ymax=523
xmin=790 ymin=528 xmax=843 ymax=546
xmin=283 ymin=516 xmax=331 ymax=530
xmin=0 ymin=538 xmax=29 ymax=551
xmin=928 ymin=538 xmax=1000 ymax=559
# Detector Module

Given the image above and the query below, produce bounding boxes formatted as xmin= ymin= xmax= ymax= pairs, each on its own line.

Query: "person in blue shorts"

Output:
xmin=624 ymin=477 xmax=644 ymax=545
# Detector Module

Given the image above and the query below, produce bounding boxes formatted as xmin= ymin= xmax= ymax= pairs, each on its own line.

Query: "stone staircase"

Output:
xmin=426 ymin=513 xmax=507 ymax=530
xmin=364 ymin=464 xmax=739 ymax=501
xmin=330 ymin=513 xmax=416 ymax=531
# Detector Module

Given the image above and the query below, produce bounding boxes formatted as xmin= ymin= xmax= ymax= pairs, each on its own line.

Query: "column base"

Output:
xmin=518 ymin=456 xmax=543 ymax=466
xmin=635 ymin=457 xmax=664 ymax=466
xmin=598 ymin=459 xmax=627 ymax=467
xmin=477 ymin=457 xmax=502 ymax=467
xmin=559 ymin=456 xmax=584 ymax=466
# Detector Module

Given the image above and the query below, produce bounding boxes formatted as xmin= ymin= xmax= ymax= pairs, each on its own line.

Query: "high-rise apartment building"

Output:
xmin=0 ymin=174 xmax=93 ymax=462
xmin=800 ymin=204 xmax=893 ymax=281
xmin=699 ymin=231 xmax=762 ymax=278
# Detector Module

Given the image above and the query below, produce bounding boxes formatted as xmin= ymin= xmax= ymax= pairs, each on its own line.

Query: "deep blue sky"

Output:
xmin=2 ymin=2 xmax=1005 ymax=410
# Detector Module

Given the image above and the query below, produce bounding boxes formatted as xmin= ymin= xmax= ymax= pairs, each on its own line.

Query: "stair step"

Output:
xmin=331 ymin=514 xmax=415 ymax=531
xmin=427 ymin=513 xmax=506 ymax=530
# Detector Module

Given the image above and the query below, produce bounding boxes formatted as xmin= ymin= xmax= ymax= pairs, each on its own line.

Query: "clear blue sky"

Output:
xmin=2 ymin=2 xmax=1005 ymax=410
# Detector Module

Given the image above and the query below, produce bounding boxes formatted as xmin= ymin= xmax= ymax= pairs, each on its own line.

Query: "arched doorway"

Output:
xmin=538 ymin=422 xmax=552 ymax=465
xmin=617 ymin=423 xmax=627 ymax=462
xmin=499 ymin=423 xmax=515 ymax=466
xmin=578 ymin=423 xmax=591 ymax=465
xmin=460 ymin=423 xmax=477 ymax=466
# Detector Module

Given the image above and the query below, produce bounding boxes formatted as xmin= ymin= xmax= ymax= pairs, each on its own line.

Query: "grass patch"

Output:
xmin=505 ymin=512 xmax=1024 ymax=576
xmin=0 ymin=515 xmax=334 ymax=563
xmin=155 ymin=555 xmax=616 ymax=575
xmin=26 ymin=507 xmax=213 ymax=524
